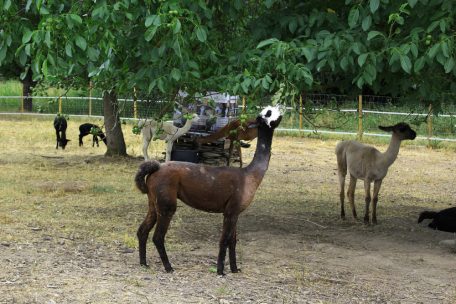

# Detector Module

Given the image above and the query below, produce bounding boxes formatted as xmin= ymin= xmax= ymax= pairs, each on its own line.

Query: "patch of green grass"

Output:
xmin=90 ymin=184 xmax=117 ymax=193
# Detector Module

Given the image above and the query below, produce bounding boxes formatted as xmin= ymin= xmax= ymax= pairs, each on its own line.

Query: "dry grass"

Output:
xmin=1 ymin=114 xmax=456 ymax=303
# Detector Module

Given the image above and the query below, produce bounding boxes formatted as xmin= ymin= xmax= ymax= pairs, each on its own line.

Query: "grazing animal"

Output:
xmin=135 ymin=106 xmax=282 ymax=275
xmin=53 ymin=115 xmax=70 ymax=149
xmin=196 ymin=118 xmax=258 ymax=167
xmin=79 ymin=123 xmax=107 ymax=147
xmin=139 ymin=113 xmax=199 ymax=161
xmin=418 ymin=207 xmax=456 ymax=233
xmin=336 ymin=122 xmax=416 ymax=224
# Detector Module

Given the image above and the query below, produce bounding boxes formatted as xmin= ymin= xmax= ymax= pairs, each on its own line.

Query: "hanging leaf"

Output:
xmin=171 ymin=68 xmax=181 ymax=81
xmin=370 ymin=0 xmax=380 ymax=13
xmin=195 ymin=26 xmax=207 ymax=42
xmin=173 ymin=19 xmax=181 ymax=34
xmin=75 ymin=35 xmax=87 ymax=50
xmin=400 ymin=54 xmax=412 ymax=74
xmin=22 ymin=29 xmax=33 ymax=44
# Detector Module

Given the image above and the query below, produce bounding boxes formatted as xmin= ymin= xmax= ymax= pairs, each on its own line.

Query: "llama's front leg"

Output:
xmin=347 ymin=174 xmax=357 ymax=219
xmin=137 ymin=203 xmax=157 ymax=266
xmin=363 ymin=180 xmax=372 ymax=224
xmin=228 ymin=228 xmax=240 ymax=273
xmin=165 ymin=141 xmax=173 ymax=162
xmin=56 ymin=131 xmax=60 ymax=149
xmin=142 ymin=135 xmax=151 ymax=160
xmin=93 ymin=135 xmax=99 ymax=147
xmin=226 ymin=142 xmax=234 ymax=166
xmin=372 ymin=180 xmax=383 ymax=225
xmin=218 ymin=214 xmax=239 ymax=275
xmin=237 ymin=145 xmax=243 ymax=168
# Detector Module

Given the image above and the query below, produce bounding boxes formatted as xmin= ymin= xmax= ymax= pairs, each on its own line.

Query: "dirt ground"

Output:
xmin=0 ymin=117 xmax=455 ymax=303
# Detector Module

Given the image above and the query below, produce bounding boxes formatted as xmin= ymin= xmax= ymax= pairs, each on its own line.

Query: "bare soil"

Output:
xmin=0 ymin=117 xmax=455 ymax=303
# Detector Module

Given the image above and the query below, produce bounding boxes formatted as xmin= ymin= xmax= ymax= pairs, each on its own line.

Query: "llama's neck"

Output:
xmin=380 ymin=134 xmax=402 ymax=168
xmin=244 ymin=124 xmax=274 ymax=180
xmin=182 ymin=119 xmax=194 ymax=132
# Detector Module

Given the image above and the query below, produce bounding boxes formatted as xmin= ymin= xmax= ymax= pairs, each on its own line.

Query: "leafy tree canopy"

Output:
xmin=1 ymin=0 xmax=454 ymax=109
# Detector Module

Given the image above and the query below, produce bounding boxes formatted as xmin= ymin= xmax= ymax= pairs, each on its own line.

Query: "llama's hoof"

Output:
xmin=363 ymin=218 xmax=370 ymax=225
xmin=231 ymin=268 xmax=241 ymax=273
xmin=372 ymin=219 xmax=378 ymax=225
xmin=140 ymin=262 xmax=150 ymax=268
xmin=165 ymin=266 xmax=174 ymax=273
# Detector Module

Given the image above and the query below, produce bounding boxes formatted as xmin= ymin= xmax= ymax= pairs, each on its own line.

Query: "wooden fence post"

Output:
xmin=427 ymin=103 xmax=433 ymax=146
xmin=242 ymin=96 xmax=246 ymax=113
xmin=133 ymin=87 xmax=138 ymax=119
xmin=299 ymin=95 xmax=303 ymax=130
xmin=88 ymin=81 xmax=92 ymax=116
xmin=357 ymin=95 xmax=363 ymax=140
xmin=58 ymin=96 xmax=62 ymax=113
xmin=21 ymin=91 xmax=24 ymax=113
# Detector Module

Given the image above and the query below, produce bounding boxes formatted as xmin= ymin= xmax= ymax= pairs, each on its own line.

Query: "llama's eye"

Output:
xmin=265 ymin=110 xmax=272 ymax=117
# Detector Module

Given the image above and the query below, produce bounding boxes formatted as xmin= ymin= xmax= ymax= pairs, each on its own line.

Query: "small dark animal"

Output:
xmin=79 ymin=123 xmax=107 ymax=147
xmin=418 ymin=207 xmax=456 ymax=233
xmin=54 ymin=115 xmax=70 ymax=149
xmin=135 ymin=106 xmax=282 ymax=275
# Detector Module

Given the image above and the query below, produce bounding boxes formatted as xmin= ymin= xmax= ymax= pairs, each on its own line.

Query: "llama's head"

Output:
xmin=59 ymin=138 xmax=71 ymax=149
xmin=378 ymin=122 xmax=416 ymax=140
xmin=257 ymin=106 xmax=282 ymax=129
xmin=190 ymin=113 xmax=199 ymax=122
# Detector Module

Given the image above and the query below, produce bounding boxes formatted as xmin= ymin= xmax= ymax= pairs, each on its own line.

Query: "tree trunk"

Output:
xmin=21 ymin=71 xmax=35 ymax=112
xmin=103 ymin=90 xmax=127 ymax=156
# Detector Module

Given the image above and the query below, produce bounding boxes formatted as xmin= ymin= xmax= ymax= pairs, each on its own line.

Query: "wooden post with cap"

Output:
xmin=357 ymin=95 xmax=363 ymax=140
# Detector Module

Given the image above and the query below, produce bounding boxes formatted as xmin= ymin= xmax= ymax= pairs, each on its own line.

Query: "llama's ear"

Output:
xmin=378 ymin=125 xmax=393 ymax=132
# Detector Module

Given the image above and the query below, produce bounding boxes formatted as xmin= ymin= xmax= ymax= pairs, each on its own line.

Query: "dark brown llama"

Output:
xmin=196 ymin=118 xmax=258 ymax=167
xmin=53 ymin=115 xmax=70 ymax=149
xmin=79 ymin=123 xmax=107 ymax=147
xmin=135 ymin=106 xmax=282 ymax=275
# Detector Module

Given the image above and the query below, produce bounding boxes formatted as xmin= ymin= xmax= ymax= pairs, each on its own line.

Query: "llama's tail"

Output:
xmin=418 ymin=211 xmax=437 ymax=223
xmin=335 ymin=141 xmax=348 ymax=177
xmin=135 ymin=160 xmax=160 ymax=194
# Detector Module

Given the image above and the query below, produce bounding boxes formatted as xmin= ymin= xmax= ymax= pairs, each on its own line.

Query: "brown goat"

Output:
xmin=135 ymin=106 xmax=282 ymax=275
xmin=196 ymin=118 xmax=258 ymax=167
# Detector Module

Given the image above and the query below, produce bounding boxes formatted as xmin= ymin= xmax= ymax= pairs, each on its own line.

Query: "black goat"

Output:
xmin=79 ymin=123 xmax=107 ymax=147
xmin=418 ymin=207 xmax=456 ymax=233
xmin=54 ymin=115 xmax=70 ymax=149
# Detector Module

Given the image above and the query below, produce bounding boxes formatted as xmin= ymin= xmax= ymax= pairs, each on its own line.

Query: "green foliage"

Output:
xmin=1 ymin=0 xmax=455 ymax=114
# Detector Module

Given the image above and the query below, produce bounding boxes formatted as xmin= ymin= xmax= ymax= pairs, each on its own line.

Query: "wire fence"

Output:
xmin=1 ymin=94 xmax=456 ymax=143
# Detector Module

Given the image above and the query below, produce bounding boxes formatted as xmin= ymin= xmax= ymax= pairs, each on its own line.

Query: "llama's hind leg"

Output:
xmin=347 ymin=174 xmax=357 ymax=219
xmin=218 ymin=214 xmax=239 ymax=275
xmin=336 ymin=152 xmax=347 ymax=219
xmin=152 ymin=197 xmax=177 ymax=272
xmin=363 ymin=180 xmax=372 ymax=224
xmin=338 ymin=172 xmax=346 ymax=219
xmin=371 ymin=180 xmax=383 ymax=225
xmin=137 ymin=201 xmax=157 ymax=266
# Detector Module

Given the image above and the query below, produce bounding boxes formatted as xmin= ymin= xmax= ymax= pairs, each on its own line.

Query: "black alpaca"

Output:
xmin=79 ymin=123 xmax=107 ymax=147
xmin=418 ymin=207 xmax=456 ymax=233
xmin=54 ymin=115 xmax=70 ymax=149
